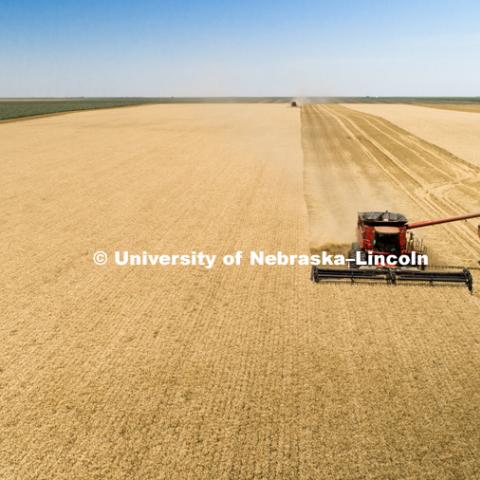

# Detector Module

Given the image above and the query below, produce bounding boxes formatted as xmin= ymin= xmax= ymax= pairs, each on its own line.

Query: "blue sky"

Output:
xmin=1 ymin=0 xmax=479 ymax=96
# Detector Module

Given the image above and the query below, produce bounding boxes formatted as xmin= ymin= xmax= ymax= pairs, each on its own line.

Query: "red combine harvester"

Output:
xmin=311 ymin=210 xmax=480 ymax=292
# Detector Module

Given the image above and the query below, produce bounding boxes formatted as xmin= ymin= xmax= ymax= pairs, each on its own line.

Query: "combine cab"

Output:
xmin=311 ymin=210 xmax=480 ymax=292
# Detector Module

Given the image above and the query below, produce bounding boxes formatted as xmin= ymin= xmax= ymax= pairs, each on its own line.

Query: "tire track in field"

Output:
xmin=326 ymin=106 xmax=479 ymax=255
xmin=311 ymin=104 xmax=480 ymax=263
xmin=336 ymin=106 xmax=480 ymax=217
xmin=339 ymin=106 xmax=480 ymax=257
xmin=301 ymin=104 xmax=410 ymax=249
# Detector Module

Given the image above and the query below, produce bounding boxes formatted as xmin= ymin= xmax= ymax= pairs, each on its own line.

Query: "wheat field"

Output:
xmin=1 ymin=103 xmax=480 ymax=479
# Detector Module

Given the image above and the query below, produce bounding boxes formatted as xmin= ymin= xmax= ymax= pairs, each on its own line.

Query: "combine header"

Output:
xmin=311 ymin=210 xmax=480 ymax=292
